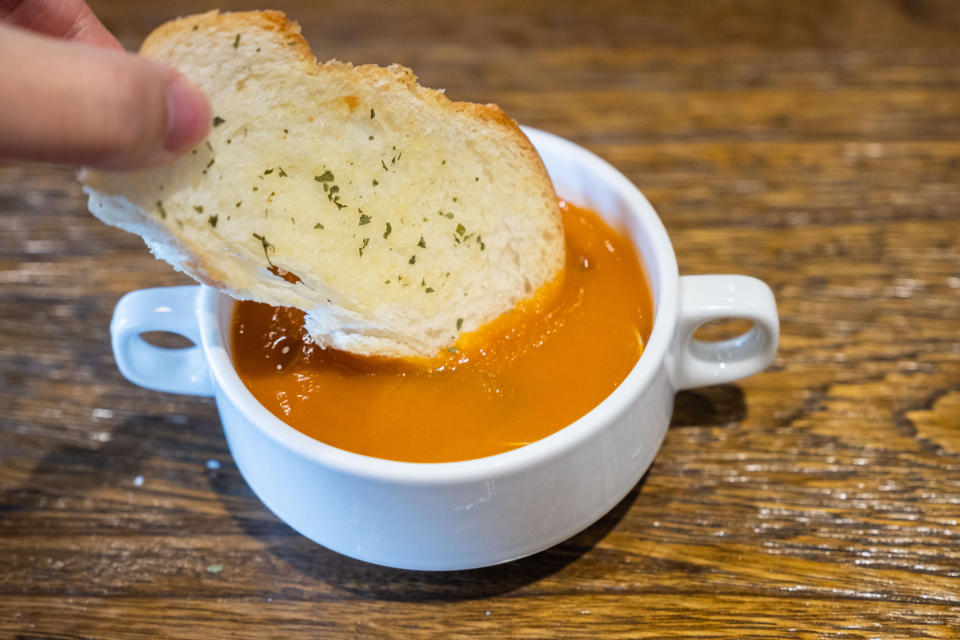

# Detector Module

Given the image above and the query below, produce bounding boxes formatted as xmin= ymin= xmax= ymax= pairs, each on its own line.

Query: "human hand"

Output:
xmin=0 ymin=0 xmax=211 ymax=169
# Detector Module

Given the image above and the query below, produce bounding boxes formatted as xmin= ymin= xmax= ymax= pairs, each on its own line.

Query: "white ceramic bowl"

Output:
xmin=109 ymin=128 xmax=779 ymax=570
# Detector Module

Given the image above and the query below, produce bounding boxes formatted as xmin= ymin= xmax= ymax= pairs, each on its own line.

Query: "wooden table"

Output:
xmin=2 ymin=0 xmax=958 ymax=637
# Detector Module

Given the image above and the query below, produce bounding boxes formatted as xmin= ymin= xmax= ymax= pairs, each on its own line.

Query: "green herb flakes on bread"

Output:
xmin=81 ymin=10 xmax=564 ymax=359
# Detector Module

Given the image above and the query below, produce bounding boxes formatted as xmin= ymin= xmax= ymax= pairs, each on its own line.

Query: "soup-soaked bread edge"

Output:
xmin=81 ymin=10 xmax=564 ymax=360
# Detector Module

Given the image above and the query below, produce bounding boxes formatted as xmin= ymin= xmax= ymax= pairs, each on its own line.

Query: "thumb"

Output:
xmin=0 ymin=24 xmax=211 ymax=169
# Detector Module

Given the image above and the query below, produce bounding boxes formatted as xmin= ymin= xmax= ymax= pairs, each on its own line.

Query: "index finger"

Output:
xmin=1 ymin=0 xmax=122 ymax=49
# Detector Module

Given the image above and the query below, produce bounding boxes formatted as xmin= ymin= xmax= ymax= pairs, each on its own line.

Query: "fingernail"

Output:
xmin=164 ymin=73 xmax=211 ymax=152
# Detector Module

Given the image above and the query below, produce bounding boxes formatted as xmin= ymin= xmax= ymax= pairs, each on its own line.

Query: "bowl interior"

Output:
xmin=201 ymin=127 xmax=679 ymax=479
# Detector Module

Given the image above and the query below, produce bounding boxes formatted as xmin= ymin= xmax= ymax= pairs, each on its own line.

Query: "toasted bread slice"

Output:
xmin=81 ymin=10 xmax=564 ymax=359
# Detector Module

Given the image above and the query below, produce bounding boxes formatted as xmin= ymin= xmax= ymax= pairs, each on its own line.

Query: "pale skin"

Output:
xmin=0 ymin=0 xmax=211 ymax=169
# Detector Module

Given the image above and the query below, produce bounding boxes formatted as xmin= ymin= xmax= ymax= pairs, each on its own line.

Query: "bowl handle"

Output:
xmin=110 ymin=285 xmax=214 ymax=397
xmin=669 ymin=275 xmax=779 ymax=391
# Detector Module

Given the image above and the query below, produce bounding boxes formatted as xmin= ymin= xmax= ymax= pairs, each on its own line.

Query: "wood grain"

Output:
xmin=1 ymin=0 xmax=959 ymax=637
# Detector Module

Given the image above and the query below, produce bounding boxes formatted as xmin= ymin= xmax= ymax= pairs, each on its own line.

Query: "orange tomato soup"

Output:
xmin=231 ymin=202 xmax=653 ymax=463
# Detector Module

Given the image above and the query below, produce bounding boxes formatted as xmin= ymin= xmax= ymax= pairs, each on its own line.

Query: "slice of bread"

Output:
xmin=81 ymin=10 xmax=564 ymax=359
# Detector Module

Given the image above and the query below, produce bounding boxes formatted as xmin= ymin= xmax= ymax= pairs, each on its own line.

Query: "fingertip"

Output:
xmin=164 ymin=72 xmax=211 ymax=153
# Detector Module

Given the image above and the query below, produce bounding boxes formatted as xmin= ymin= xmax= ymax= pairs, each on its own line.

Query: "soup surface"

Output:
xmin=232 ymin=202 xmax=653 ymax=463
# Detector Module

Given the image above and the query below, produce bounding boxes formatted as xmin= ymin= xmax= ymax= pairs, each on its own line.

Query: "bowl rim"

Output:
xmin=196 ymin=126 xmax=679 ymax=484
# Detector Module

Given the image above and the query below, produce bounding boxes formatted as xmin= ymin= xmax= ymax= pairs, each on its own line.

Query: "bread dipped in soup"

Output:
xmin=80 ymin=10 xmax=565 ymax=360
